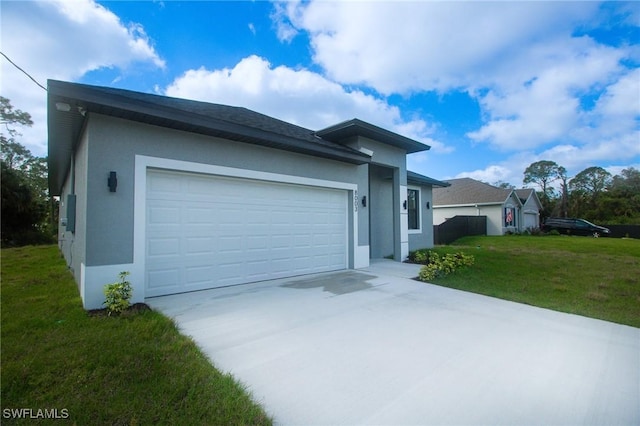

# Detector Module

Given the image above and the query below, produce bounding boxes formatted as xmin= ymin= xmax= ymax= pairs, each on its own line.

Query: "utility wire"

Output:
xmin=0 ymin=51 xmax=47 ymax=92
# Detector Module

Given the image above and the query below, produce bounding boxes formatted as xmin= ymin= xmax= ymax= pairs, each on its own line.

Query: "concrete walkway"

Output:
xmin=148 ymin=260 xmax=640 ymax=425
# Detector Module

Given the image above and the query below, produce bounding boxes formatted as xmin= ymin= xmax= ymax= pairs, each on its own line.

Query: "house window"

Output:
xmin=408 ymin=188 xmax=420 ymax=231
xmin=504 ymin=206 xmax=516 ymax=227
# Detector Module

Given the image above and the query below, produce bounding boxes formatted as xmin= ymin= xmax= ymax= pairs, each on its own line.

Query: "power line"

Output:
xmin=0 ymin=51 xmax=47 ymax=92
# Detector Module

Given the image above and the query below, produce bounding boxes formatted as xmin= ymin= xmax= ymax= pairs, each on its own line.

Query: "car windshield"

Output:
xmin=580 ymin=219 xmax=597 ymax=227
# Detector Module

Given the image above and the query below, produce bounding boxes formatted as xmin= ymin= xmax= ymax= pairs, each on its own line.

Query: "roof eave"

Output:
xmin=316 ymin=119 xmax=430 ymax=154
xmin=47 ymin=81 xmax=371 ymax=194
xmin=433 ymin=202 xmax=503 ymax=208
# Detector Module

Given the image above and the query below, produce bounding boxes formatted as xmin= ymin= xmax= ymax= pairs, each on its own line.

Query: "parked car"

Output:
xmin=542 ymin=217 xmax=611 ymax=237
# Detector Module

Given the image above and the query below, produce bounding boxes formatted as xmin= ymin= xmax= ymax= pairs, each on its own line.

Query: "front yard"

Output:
xmin=420 ymin=235 xmax=640 ymax=328
xmin=1 ymin=245 xmax=272 ymax=424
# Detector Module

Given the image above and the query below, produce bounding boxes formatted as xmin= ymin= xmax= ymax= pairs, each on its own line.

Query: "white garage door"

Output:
xmin=145 ymin=169 xmax=348 ymax=297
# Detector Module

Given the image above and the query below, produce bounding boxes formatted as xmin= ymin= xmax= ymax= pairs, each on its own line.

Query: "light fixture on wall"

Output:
xmin=403 ymin=200 xmax=407 ymax=210
xmin=361 ymin=196 xmax=367 ymax=207
xmin=55 ymin=102 xmax=71 ymax=112
xmin=108 ymin=171 xmax=117 ymax=192
xmin=426 ymin=201 xmax=430 ymax=209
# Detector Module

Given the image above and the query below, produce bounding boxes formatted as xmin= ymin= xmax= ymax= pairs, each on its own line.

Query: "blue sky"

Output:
xmin=1 ymin=0 xmax=638 ymax=189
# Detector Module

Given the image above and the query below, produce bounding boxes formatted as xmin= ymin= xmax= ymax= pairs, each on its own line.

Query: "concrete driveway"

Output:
xmin=148 ymin=260 xmax=639 ymax=425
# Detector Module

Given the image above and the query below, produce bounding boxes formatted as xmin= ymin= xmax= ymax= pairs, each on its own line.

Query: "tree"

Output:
xmin=1 ymin=97 xmax=54 ymax=246
xmin=556 ymin=166 xmax=569 ymax=218
xmin=492 ymin=180 xmax=515 ymax=189
xmin=523 ymin=160 xmax=563 ymax=218
xmin=568 ymin=166 xmax=612 ymax=221
xmin=570 ymin=166 xmax=612 ymax=202
xmin=1 ymin=96 xmax=34 ymax=169
xmin=602 ymin=167 xmax=640 ymax=223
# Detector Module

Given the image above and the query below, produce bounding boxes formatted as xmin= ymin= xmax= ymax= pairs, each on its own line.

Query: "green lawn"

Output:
xmin=1 ymin=245 xmax=272 ymax=425
xmin=423 ymin=235 xmax=640 ymax=328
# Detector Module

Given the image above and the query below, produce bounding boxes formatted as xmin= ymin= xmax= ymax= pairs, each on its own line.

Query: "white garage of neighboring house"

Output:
xmin=48 ymin=80 xmax=448 ymax=309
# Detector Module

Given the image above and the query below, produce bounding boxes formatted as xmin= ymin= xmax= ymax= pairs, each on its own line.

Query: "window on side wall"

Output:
xmin=408 ymin=188 xmax=421 ymax=232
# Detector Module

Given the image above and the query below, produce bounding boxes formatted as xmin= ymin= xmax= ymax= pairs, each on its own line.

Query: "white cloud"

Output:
xmin=0 ymin=0 xmax=164 ymax=156
xmin=165 ymin=55 xmax=450 ymax=152
xmin=467 ymin=37 xmax=629 ymax=151
xmin=280 ymin=1 xmax=599 ymax=94
xmin=270 ymin=1 xmax=302 ymax=43
xmin=276 ymin=1 xmax=638 ymax=180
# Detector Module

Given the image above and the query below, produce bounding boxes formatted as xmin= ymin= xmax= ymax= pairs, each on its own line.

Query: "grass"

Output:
xmin=420 ymin=235 xmax=640 ymax=328
xmin=1 ymin=245 xmax=272 ymax=425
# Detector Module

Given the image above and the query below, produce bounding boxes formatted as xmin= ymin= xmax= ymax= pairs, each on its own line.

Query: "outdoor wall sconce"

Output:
xmin=108 ymin=171 xmax=118 ymax=192
xmin=426 ymin=201 xmax=430 ymax=209
xmin=403 ymin=200 xmax=407 ymax=210
xmin=361 ymin=196 xmax=367 ymax=207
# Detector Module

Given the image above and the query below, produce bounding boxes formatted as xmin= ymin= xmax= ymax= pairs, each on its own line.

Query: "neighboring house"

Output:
xmin=515 ymin=188 xmax=543 ymax=230
xmin=48 ymin=80 xmax=444 ymax=309
xmin=432 ymin=178 xmax=526 ymax=236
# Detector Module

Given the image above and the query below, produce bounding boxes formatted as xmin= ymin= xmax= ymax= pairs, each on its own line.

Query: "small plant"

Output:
xmin=103 ymin=271 xmax=133 ymax=316
xmin=418 ymin=251 xmax=474 ymax=282
xmin=408 ymin=249 xmax=431 ymax=264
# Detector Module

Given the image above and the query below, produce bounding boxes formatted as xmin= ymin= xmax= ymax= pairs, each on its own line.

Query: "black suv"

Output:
xmin=542 ymin=218 xmax=610 ymax=237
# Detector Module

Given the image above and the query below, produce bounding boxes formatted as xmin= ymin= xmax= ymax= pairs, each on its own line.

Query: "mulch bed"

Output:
xmin=87 ymin=303 xmax=152 ymax=317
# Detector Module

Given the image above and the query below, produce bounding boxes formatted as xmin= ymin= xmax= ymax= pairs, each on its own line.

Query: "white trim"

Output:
xmin=407 ymin=185 xmax=422 ymax=234
xmin=400 ymin=185 xmax=408 ymax=243
xmin=134 ymin=155 xmax=359 ymax=300
xmin=138 ymin=156 xmax=357 ymax=191
xmin=401 ymin=241 xmax=409 ymax=261
xmin=434 ymin=202 xmax=503 ymax=208
xmin=354 ymin=245 xmax=370 ymax=269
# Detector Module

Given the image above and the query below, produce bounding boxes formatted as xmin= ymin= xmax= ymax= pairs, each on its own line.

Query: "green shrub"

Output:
xmin=418 ymin=251 xmax=475 ymax=282
xmin=103 ymin=271 xmax=133 ymax=315
xmin=408 ymin=249 xmax=432 ymax=264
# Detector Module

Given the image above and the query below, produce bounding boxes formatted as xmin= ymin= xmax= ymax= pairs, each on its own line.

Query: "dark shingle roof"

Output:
xmin=48 ymin=80 xmax=397 ymax=194
xmin=317 ymin=119 xmax=430 ymax=154
xmin=432 ymin=178 xmax=512 ymax=206
xmin=407 ymin=171 xmax=450 ymax=187
xmin=515 ymin=188 xmax=534 ymax=203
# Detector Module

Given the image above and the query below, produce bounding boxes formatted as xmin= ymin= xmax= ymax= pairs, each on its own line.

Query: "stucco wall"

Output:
xmin=408 ymin=185 xmax=435 ymax=250
xmin=352 ymin=138 xmax=408 ymax=260
xmin=58 ymin=129 xmax=89 ymax=283
xmin=356 ymin=165 xmax=369 ymax=247
xmin=82 ymin=114 xmax=363 ymax=267
xmin=369 ymin=167 xmax=395 ymax=258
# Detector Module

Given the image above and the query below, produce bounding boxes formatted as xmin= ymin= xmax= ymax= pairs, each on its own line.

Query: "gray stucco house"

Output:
xmin=433 ymin=178 xmax=542 ymax=235
xmin=48 ymin=80 xmax=447 ymax=309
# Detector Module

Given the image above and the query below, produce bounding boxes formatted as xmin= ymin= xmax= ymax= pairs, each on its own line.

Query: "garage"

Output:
xmin=145 ymin=169 xmax=348 ymax=297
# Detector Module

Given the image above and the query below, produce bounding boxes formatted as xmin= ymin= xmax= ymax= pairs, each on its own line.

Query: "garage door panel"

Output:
xmin=185 ymin=237 xmax=215 ymax=254
xmin=148 ymin=268 xmax=181 ymax=290
xmin=148 ymin=207 xmax=180 ymax=224
xmin=146 ymin=170 xmax=348 ymax=297
xmin=148 ymin=237 xmax=181 ymax=256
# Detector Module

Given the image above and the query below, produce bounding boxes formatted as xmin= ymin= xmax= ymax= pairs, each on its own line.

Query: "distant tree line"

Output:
xmin=1 ymin=96 xmax=57 ymax=246
xmin=523 ymin=160 xmax=640 ymax=225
